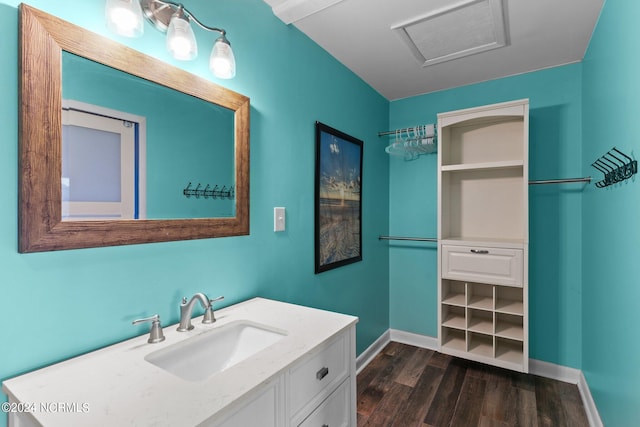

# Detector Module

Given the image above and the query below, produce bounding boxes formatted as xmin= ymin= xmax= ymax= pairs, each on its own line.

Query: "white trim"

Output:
xmin=528 ymin=357 xmax=602 ymax=426
xmin=389 ymin=329 xmax=438 ymax=350
xmin=264 ymin=0 xmax=347 ymax=24
xmin=356 ymin=330 xmax=390 ymax=374
xmin=357 ymin=329 xmax=603 ymax=427
xmin=529 ymin=358 xmax=581 ymax=384
xmin=578 ymin=372 xmax=604 ymax=427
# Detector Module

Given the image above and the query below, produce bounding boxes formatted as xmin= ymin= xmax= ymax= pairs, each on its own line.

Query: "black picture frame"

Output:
xmin=314 ymin=121 xmax=363 ymax=273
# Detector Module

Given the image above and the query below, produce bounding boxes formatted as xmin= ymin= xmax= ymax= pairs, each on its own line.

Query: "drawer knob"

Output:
xmin=316 ymin=366 xmax=329 ymax=380
xmin=470 ymin=249 xmax=489 ymax=254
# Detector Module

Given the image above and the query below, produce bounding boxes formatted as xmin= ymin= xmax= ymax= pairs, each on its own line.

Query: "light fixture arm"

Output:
xmin=141 ymin=0 xmax=226 ymax=36
xmin=181 ymin=5 xmax=226 ymax=36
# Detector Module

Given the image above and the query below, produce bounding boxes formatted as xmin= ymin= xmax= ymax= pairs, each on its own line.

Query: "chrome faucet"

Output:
xmin=132 ymin=314 xmax=166 ymax=343
xmin=203 ymin=295 xmax=225 ymax=323
xmin=177 ymin=293 xmax=211 ymax=332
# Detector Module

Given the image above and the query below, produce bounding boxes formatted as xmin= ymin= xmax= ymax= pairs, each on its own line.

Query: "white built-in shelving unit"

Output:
xmin=437 ymin=99 xmax=529 ymax=373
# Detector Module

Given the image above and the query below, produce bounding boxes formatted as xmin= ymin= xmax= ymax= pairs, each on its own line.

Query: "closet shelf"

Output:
xmin=441 ymin=160 xmax=523 ymax=172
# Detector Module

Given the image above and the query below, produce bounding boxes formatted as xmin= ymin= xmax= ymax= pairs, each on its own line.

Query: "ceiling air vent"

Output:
xmin=392 ymin=0 xmax=508 ymax=67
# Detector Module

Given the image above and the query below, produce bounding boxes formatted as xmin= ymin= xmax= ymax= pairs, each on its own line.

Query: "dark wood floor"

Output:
xmin=356 ymin=342 xmax=589 ymax=427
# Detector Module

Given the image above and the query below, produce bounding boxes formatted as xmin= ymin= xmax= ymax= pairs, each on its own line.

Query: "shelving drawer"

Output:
xmin=298 ymin=379 xmax=349 ymax=427
xmin=442 ymin=245 xmax=523 ymax=287
xmin=289 ymin=333 xmax=348 ymax=416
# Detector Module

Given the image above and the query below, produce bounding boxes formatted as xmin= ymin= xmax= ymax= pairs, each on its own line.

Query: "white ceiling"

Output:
xmin=263 ymin=0 xmax=604 ymax=100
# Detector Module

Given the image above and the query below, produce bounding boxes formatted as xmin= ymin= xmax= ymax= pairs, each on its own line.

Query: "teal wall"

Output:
xmin=0 ymin=1 xmax=389 ymax=424
xmin=582 ymin=0 xmax=640 ymax=425
xmin=388 ymin=64 xmax=585 ymax=369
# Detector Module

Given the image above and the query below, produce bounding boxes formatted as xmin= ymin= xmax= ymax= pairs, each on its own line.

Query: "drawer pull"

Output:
xmin=470 ymin=249 xmax=489 ymax=254
xmin=316 ymin=366 xmax=329 ymax=380
xmin=322 ymin=425 xmax=329 ymax=427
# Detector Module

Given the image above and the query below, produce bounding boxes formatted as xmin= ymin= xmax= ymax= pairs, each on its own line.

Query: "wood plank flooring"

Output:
xmin=356 ymin=342 xmax=589 ymax=427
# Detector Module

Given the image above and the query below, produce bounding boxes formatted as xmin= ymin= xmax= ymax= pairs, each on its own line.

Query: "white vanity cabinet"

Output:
xmin=2 ymin=298 xmax=358 ymax=427
xmin=207 ymin=327 xmax=356 ymax=427
xmin=437 ymin=99 xmax=529 ymax=373
xmin=289 ymin=331 xmax=353 ymax=427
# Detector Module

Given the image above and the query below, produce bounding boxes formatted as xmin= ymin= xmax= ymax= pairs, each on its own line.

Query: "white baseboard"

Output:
xmin=356 ymin=330 xmax=390 ymax=374
xmin=389 ymin=328 xmax=439 ymax=350
xmin=356 ymin=329 xmax=603 ymax=427
xmin=578 ymin=372 xmax=603 ymax=427
xmin=355 ymin=329 xmax=438 ymax=374
xmin=529 ymin=358 xmax=581 ymax=383
xmin=527 ymin=359 xmax=602 ymax=427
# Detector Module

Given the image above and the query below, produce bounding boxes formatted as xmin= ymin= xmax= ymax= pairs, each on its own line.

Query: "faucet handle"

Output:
xmin=203 ymin=296 xmax=225 ymax=324
xmin=210 ymin=295 xmax=225 ymax=305
xmin=132 ymin=314 xmax=166 ymax=344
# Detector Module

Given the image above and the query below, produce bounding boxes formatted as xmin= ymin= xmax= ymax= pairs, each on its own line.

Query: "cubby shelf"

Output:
xmin=438 ymin=99 xmax=529 ymax=373
xmin=442 ymin=293 xmax=466 ymax=307
xmin=442 ymin=316 xmax=466 ymax=330
xmin=495 ymin=321 xmax=524 ymax=341
xmin=495 ymin=299 xmax=524 ymax=315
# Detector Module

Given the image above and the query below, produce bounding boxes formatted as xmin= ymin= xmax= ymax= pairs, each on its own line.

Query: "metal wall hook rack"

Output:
xmin=591 ymin=147 xmax=637 ymax=188
xmin=183 ymin=182 xmax=235 ymax=199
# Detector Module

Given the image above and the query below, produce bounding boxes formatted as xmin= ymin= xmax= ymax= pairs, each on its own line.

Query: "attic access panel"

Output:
xmin=392 ymin=0 xmax=508 ymax=67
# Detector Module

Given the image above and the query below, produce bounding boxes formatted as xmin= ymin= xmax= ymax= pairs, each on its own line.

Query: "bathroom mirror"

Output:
xmin=18 ymin=4 xmax=250 ymax=252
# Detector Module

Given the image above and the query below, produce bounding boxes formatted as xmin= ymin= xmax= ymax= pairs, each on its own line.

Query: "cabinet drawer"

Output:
xmin=298 ymin=379 xmax=349 ymax=427
xmin=442 ymin=245 xmax=523 ymax=286
xmin=289 ymin=333 xmax=348 ymax=416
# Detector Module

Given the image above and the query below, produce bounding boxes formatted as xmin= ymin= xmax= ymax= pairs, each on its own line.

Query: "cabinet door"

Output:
xmin=208 ymin=380 xmax=282 ymax=427
xmin=442 ymin=244 xmax=523 ymax=286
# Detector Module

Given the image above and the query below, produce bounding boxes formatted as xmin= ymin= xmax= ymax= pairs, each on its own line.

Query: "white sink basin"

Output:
xmin=145 ymin=320 xmax=287 ymax=382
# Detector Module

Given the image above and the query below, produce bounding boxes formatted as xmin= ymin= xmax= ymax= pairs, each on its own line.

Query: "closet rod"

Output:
xmin=528 ymin=177 xmax=591 ymax=185
xmin=378 ymin=126 xmax=433 ymax=137
xmin=379 ymin=235 xmax=437 ymax=242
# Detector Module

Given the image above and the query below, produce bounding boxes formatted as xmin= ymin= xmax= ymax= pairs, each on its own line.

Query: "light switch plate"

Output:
xmin=274 ymin=207 xmax=285 ymax=232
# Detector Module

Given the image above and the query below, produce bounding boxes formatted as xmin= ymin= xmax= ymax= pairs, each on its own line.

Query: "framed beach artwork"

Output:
xmin=314 ymin=122 xmax=363 ymax=273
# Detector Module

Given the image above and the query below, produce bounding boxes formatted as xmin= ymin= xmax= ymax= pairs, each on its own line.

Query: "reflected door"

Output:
xmin=62 ymin=108 xmax=138 ymax=220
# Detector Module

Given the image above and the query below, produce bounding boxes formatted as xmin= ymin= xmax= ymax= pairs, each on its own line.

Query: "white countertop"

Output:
xmin=2 ymin=298 xmax=358 ymax=426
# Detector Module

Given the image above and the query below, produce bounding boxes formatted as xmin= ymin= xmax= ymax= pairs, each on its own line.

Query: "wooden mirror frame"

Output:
xmin=18 ymin=4 xmax=250 ymax=252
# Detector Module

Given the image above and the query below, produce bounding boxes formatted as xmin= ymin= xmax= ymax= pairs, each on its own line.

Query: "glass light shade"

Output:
xmin=105 ymin=0 xmax=144 ymax=38
xmin=166 ymin=13 xmax=198 ymax=61
xmin=209 ymin=36 xmax=236 ymax=79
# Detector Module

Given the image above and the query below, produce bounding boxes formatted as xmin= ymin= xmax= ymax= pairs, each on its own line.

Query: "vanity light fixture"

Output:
xmin=105 ymin=0 xmax=236 ymax=78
